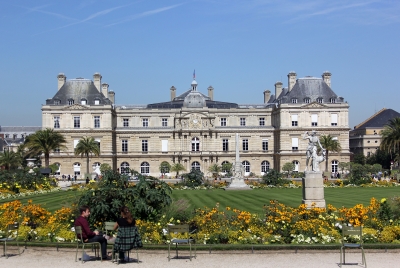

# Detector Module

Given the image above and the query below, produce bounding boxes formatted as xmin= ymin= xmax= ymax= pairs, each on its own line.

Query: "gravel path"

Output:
xmin=2 ymin=246 xmax=399 ymax=268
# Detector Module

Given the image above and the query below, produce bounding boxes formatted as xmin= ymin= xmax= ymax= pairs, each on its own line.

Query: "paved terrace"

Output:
xmin=3 ymin=247 xmax=399 ymax=268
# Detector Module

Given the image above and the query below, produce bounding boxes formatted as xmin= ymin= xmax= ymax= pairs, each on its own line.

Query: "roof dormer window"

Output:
xmin=81 ymin=99 xmax=87 ymax=105
xmin=291 ymin=98 xmax=298 ymax=104
xmin=304 ymin=98 xmax=311 ymax=104
xmin=68 ymin=99 xmax=74 ymax=105
xmin=54 ymin=99 xmax=60 ymax=105
xmin=94 ymin=99 xmax=100 ymax=105
xmin=317 ymin=98 xmax=323 ymax=104
xmin=330 ymin=98 xmax=336 ymax=103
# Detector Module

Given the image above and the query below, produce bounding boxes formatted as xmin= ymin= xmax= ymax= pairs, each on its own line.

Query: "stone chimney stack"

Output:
xmin=93 ymin=73 xmax=102 ymax=92
xmin=287 ymin=71 xmax=297 ymax=91
xmin=275 ymin=81 xmax=283 ymax=99
xmin=170 ymin=86 xmax=176 ymax=101
xmin=322 ymin=71 xmax=332 ymax=87
xmin=57 ymin=73 xmax=66 ymax=90
xmin=108 ymin=90 xmax=115 ymax=104
xmin=263 ymin=90 xmax=271 ymax=103
xmin=101 ymin=83 xmax=109 ymax=98
xmin=208 ymin=86 xmax=214 ymax=101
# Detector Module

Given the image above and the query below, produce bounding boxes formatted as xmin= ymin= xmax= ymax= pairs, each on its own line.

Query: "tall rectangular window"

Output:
xmin=162 ymin=140 xmax=168 ymax=152
xmin=220 ymin=118 xmax=226 ymax=126
xmin=240 ymin=118 xmax=246 ymax=126
xmin=222 ymin=139 xmax=229 ymax=151
xmin=291 ymin=114 xmax=298 ymax=126
xmin=262 ymin=139 xmax=268 ymax=151
xmin=54 ymin=116 xmax=60 ymax=129
xmin=94 ymin=116 xmax=100 ymax=128
xmin=242 ymin=139 xmax=248 ymax=151
xmin=142 ymin=118 xmax=148 ymax=127
xmin=162 ymin=118 xmax=168 ymax=127
xmin=331 ymin=114 xmax=338 ymax=126
xmin=311 ymin=114 xmax=318 ymax=127
xmin=292 ymin=138 xmax=299 ymax=150
xmin=259 ymin=117 xmax=265 ymax=126
xmin=74 ymin=116 xmax=80 ymax=128
xmin=142 ymin=140 xmax=148 ymax=152
xmin=122 ymin=140 xmax=128 ymax=152
xmin=123 ymin=118 xmax=129 ymax=127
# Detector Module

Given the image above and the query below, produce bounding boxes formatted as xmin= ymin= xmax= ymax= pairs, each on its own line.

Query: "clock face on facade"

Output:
xmin=193 ymin=119 xmax=198 ymax=124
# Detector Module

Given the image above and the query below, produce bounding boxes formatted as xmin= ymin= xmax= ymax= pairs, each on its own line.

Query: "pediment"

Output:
xmin=302 ymin=102 xmax=326 ymax=108
xmin=66 ymin=104 xmax=89 ymax=110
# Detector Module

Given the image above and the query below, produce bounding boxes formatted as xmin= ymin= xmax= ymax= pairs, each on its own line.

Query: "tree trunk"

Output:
xmin=325 ymin=150 xmax=329 ymax=172
xmin=86 ymin=153 xmax=90 ymax=175
xmin=45 ymin=153 xmax=50 ymax=168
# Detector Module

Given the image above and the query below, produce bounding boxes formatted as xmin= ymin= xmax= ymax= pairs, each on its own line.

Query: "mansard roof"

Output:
xmin=46 ymin=78 xmax=112 ymax=105
xmin=275 ymin=77 xmax=343 ymax=104
xmin=354 ymin=108 xmax=400 ymax=129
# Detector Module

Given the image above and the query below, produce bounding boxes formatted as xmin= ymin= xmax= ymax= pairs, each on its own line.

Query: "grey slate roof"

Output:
xmin=355 ymin=109 xmax=400 ymax=129
xmin=46 ymin=78 xmax=112 ymax=105
xmin=274 ymin=77 xmax=342 ymax=104
xmin=147 ymin=89 xmax=239 ymax=109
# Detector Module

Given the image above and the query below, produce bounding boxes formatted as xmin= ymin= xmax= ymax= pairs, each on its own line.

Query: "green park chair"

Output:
xmin=339 ymin=225 xmax=366 ymax=268
xmin=167 ymin=224 xmax=196 ymax=261
xmin=74 ymin=226 xmax=102 ymax=263
xmin=0 ymin=223 xmax=20 ymax=258
xmin=103 ymin=222 xmax=116 ymax=261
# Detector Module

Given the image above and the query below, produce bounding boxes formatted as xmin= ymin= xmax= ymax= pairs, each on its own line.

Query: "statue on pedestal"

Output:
xmin=303 ymin=130 xmax=325 ymax=172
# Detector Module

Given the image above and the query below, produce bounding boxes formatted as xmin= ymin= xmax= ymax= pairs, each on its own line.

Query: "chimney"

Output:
xmin=263 ymin=90 xmax=271 ymax=103
xmin=57 ymin=73 xmax=66 ymax=90
xmin=102 ymin=83 xmax=109 ymax=98
xmin=108 ymin=90 xmax=115 ymax=104
xmin=287 ymin=71 xmax=297 ymax=91
xmin=170 ymin=86 xmax=176 ymax=101
xmin=322 ymin=71 xmax=332 ymax=87
xmin=93 ymin=73 xmax=102 ymax=92
xmin=208 ymin=86 xmax=214 ymax=101
xmin=275 ymin=81 xmax=283 ymax=99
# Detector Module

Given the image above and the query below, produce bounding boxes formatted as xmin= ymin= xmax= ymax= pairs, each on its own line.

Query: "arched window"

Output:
xmin=54 ymin=163 xmax=61 ymax=176
xmin=141 ymin=162 xmax=150 ymax=174
xmin=331 ymin=160 xmax=338 ymax=173
xmin=191 ymin=137 xmax=200 ymax=151
xmin=92 ymin=162 xmax=101 ymax=175
xmin=73 ymin=162 xmax=81 ymax=176
xmin=191 ymin=161 xmax=201 ymax=171
xmin=221 ymin=161 xmax=230 ymax=172
xmin=242 ymin=161 xmax=250 ymax=173
xmin=293 ymin=160 xmax=299 ymax=172
xmin=261 ymin=161 xmax=270 ymax=173
xmin=120 ymin=162 xmax=130 ymax=174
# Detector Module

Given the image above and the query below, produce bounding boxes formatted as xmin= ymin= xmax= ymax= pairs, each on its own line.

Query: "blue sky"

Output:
xmin=1 ymin=0 xmax=399 ymax=128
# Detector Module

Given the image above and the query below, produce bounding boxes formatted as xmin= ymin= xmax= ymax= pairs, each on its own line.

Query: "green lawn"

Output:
xmin=2 ymin=187 xmax=399 ymax=214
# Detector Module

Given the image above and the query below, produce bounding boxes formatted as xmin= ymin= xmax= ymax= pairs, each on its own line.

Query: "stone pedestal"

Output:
xmin=226 ymin=178 xmax=251 ymax=190
xmin=302 ymin=171 xmax=326 ymax=208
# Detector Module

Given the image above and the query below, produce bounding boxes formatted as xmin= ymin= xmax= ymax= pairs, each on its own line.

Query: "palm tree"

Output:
xmin=74 ymin=136 xmax=100 ymax=175
xmin=208 ymin=164 xmax=222 ymax=179
xmin=170 ymin=163 xmax=185 ymax=178
xmin=0 ymin=149 xmax=21 ymax=170
xmin=380 ymin=117 xmax=400 ymax=164
xmin=24 ymin=128 xmax=67 ymax=168
xmin=319 ymin=134 xmax=342 ymax=172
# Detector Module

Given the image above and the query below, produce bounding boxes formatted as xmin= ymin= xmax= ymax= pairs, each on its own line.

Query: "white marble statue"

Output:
xmin=303 ymin=130 xmax=325 ymax=172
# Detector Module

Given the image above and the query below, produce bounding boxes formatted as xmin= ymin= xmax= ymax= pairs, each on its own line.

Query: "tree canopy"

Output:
xmin=74 ymin=136 xmax=100 ymax=175
xmin=319 ymin=134 xmax=342 ymax=172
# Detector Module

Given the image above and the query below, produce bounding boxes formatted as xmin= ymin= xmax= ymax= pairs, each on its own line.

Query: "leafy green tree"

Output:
xmin=208 ymin=163 xmax=222 ymax=179
xmin=77 ymin=170 xmax=172 ymax=226
xmin=100 ymin=163 xmax=112 ymax=174
xmin=74 ymin=136 xmax=100 ymax=175
xmin=338 ymin=162 xmax=349 ymax=174
xmin=159 ymin=161 xmax=171 ymax=176
xmin=366 ymin=148 xmax=392 ymax=169
xmin=347 ymin=163 xmax=371 ymax=185
xmin=24 ymin=128 xmax=67 ymax=168
xmin=282 ymin=162 xmax=295 ymax=178
xmin=221 ymin=162 xmax=233 ymax=177
xmin=262 ymin=169 xmax=290 ymax=186
xmin=170 ymin=162 xmax=186 ymax=178
xmin=319 ymin=135 xmax=342 ymax=172
xmin=48 ymin=163 xmax=59 ymax=174
xmin=353 ymin=153 xmax=366 ymax=165
xmin=380 ymin=117 xmax=400 ymax=163
xmin=182 ymin=169 xmax=204 ymax=187
xmin=0 ymin=150 xmax=21 ymax=170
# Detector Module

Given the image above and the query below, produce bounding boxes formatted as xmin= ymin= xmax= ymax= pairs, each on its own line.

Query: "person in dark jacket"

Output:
xmin=74 ymin=205 xmax=108 ymax=260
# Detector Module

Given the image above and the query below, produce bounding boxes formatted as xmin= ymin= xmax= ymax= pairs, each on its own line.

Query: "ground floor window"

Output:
xmin=121 ymin=162 xmax=130 ymax=174
xmin=331 ymin=160 xmax=338 ymax=173
xmin=293 ymin=160 xmax=299 ymax=172
xmin=261 ymin=161 xmax=270 ymax=173
xmin=191 ymin=161 xmax=200 ymax=171
xmin=73 ymin=162 xmax=80 ymax=176
xmin=242 ymin=161 xmax=250 ymax=173
xmin=141 ymin=162 xmax=150 ymax=174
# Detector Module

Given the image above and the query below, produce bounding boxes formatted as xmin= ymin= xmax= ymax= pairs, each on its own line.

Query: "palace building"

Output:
xmin=42 ymin=71 xmax=350 ymax=178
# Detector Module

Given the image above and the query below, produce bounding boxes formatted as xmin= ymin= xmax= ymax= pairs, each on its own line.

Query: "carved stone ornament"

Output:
xmin=303 ymin=102 xmax=326 ymax=108
xmin=189 ymin=114 xmax=202 ymax=129
xmin=67 ymin=104 xmax=89 ymax=110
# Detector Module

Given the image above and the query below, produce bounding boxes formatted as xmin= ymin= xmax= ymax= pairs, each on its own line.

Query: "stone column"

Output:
xmin=302 ymin=171 xmax=326 ymax=208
